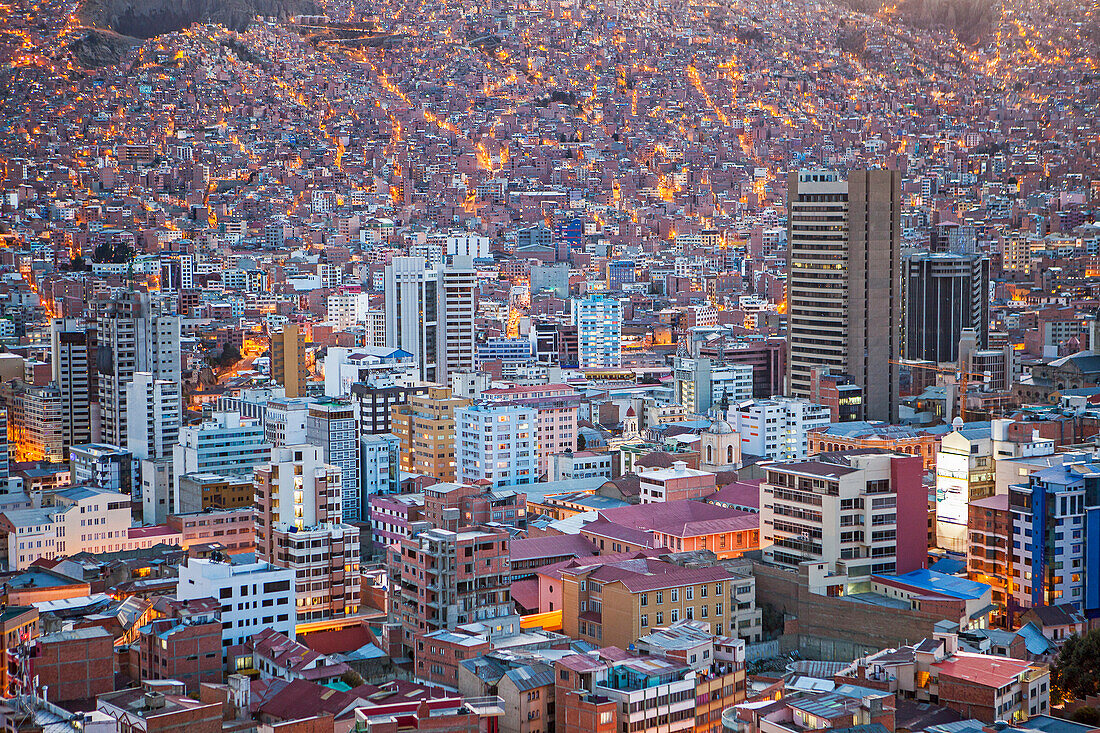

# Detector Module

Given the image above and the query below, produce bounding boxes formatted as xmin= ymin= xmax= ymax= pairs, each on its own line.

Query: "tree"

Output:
xmin=576 ymin=433 xmax=587 ymax=451
xmin=1071 ymin=708 xmax=1100 ymax=726
xmin=1052 ymin=629 xmax=1100 ymax=704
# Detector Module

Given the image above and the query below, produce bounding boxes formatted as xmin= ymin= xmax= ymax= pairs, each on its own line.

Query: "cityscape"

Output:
xmin=0 ymin=0 xmax=1099 ymax=728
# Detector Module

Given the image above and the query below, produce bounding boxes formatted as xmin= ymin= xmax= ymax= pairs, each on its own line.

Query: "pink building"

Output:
xmin=482 ymin=383 xmax=580 ymax=474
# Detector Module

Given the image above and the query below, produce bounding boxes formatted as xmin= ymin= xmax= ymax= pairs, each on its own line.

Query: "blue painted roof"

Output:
xmin=1015 ymin=622 xmax=1055 ymax=656
xmin=874 ymin=569 xmax=989 ymax=600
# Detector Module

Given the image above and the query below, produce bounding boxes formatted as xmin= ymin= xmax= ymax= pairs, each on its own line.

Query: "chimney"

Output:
xmin=144 ymin=692 xmax=166 ymax=711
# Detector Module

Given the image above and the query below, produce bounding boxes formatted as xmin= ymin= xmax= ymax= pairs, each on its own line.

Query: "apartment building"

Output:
xmin=306 ymin=399 xmax=361 ymax=521
xmin=422 ymin=482 xmax=527 ymax=532
xmin=760 ymin=450 xmax=927 ymax=577
xmin=176 ymin=556 xmax=296 ymax=649
xmin=728 ymin=397 xmax=831 ymax=461
xmin=560 ymin=557 xmax=762 ymax=648
xmin=482 ymin=383 xmax=580 ymax=473
xmin=456 ymin=402 xmax=538 ymax=487
xmin=936 ymin=425 xmax=994 ymax=554
xmin=391 ymin=385 xmax=470 ymax=481
xmin=254 ymin=445 xmax=361 ymax=622
xmin=637 ymin=461 xmax=717 ymax=503
xmin=388 ymin=525 xmax=513 ymax=657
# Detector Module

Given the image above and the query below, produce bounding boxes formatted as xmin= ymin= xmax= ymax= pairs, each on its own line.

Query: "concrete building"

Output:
xmin=550 ymin=451 xmax=613 ymax=481
xmin=391 ymin=385 xmax=470 ymax=482
xmin=457 ymin=403 xmax=538 ymax=488
xmin=176 ymin=556 xmax=296 ymax=649
xmin=96 ymin=291 xmax=181 ymax=448
xmin=271 ymin=323 xmax=308 ymax=398
xmin=1009 ymin=456 xmax=1100 ymax=614
xmin=388 ymin=525 xmax=514 ymax=657
xmin=50 ymin=318 xmax=92 ymax=454
xmin=573 ymin=293 xmax=622 ymax=369
xmin=255 ymin=445 xmax=361 ymax=622
xmin=385 ymin=256 xmax=476 ymax=382
xmin=760 ymin=450 xmax=927 ymax=577
xmin=263 ymin=396 xmax=311 ymax=447
xmin=935 ymin=425 xmax=994 ymax=554
xmin=482 ymin=384 xmax=579 ymax=475
xmin=728 ymin=397 xmax=831 ymax=461
xmin=561 ymin=556 xmax=761 ymax=647
xmin=359 ymin=432 xmax=400 ymax=501
xmin=904 ymin=252 xmax=990 ymax=364
xmin=786 ymin=169 xmax=901 ymax=422
xmin=173 ymin=412 xmax=269 ymax=498
xmin=306 ymin=400 xmax=360 ymax=522
xmin=69 ymin=443 xmax=131 ymax=495
xmin=637 ymin=461 xmax=717 ymax=503
xmin=176 ymin=473 xmax=254 ymax=512
xmin=673 ymin=358 xmax=753 ymax=415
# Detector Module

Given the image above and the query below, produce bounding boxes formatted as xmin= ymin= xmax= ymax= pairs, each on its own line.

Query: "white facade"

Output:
xmin=728 ymin=398 xmax=830 ymax=460
xmin=549 ymin=451 xmax=613 ymax=481
xmin=264 ymin=398 xmax=311 ymax=448
xmin=323 ymin=347 xmax=419 ymax=397
xmin=384 ymin=256 xmax=476 ymax=383
xmin=456 ymin=403 xmax=538 ymax=487
xmin=326 ymin=290 xmax=371 ymax=331
xmin=176 ymin=557 xmax=296 ymax=650
xmin=126 ymin=372 xmax=181 ymax=462
xmin=446 ymin=232 xmax=489 ymax=259
xmin=574 ymin=294 xmax=622 ymax=369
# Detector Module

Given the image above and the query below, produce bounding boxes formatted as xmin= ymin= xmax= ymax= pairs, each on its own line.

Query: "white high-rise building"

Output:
xmin=126 ymin=372 xmax=181 ymax=462
xmin=255 ymin=445 xmax=361 ymax=622
xmin=456 ymin=403 xmax=538 ymax=488
xmin=384 ymin=256 xmax=476 ymax=382
xmin=50 ymin=318 xmax=91 ymax=453
xmin=364 ymin=310 xmax=386 ymax=348
xmin=573 ymin=294 xmax=622 ymax=369
xmin=96 ymin=291 xmax=181 ymax=447
xmin=727 ymin=397 xmax=830 ymax=461
xmin=673 ymin=357 xmax=754 ymax=415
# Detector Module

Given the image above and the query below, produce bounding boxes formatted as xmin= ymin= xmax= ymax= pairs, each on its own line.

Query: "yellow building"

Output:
xmin=561 ymin=557 xmax=761 ymax=649
xmin=271 ymin=324 xmax=308 ymax=398
xmin=391 ymin=385 xmax=471 ymax=482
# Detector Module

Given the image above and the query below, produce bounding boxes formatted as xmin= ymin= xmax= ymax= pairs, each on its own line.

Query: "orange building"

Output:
xmin=391 ymin=386 xmax=471 ymax=482
xmin=809 ymin=422 xmax=948 ymax=469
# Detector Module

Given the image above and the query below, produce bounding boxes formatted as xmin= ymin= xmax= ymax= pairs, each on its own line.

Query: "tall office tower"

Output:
xmin=384 ymin=256 xmax=476 ymax=382
xmin=573 ymin=293 xmax=622 ymax=369
xmin=786 ymin=170 xmax=901 ymax=422
xmin=51 ymin=318 xmax=91 ymax=454
xmin=456 ymin=403 xmax=538 ymax=488
xmin=305 ymin=400 xmax=360 ymax=522
xmin=126 ymin=372 xmax=181 ymax=462
xmin=96 ymin=292 xmax=181 ymax=448
xmin=255 ymin=445 xmax=361 ymax=622
xmin=271 ymin=324 xmax=308 ymax=398
xmin=903 ymin=252 xmax=990 ymax=364
xmin=390 ymin=386 xmax=470 ymax=482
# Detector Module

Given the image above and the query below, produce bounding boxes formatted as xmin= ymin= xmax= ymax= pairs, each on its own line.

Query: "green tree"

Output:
xmin=1052 ymin=629 xmax=1100 ymax=704
xmin=1070 ymin=708 xmax=1100 ymax=726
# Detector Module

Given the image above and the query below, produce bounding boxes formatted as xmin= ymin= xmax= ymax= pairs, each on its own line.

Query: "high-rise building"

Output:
xmin=573 ymin=293 xmax=622 ymax=369
xmin=270 ymin=324 xmax=308 ymax=398
xmin=126 ymin=372 xmax=181 ymax=462
xmin=760 ymin=450 xmax=926 ymax=577
xmin=305 ymin=400 xmax=360 ymax=522
xmin=359 ymin=432 xmax=400 ymax=500
xmin=6 ymin=383 xmax=63 ymax=463
xmin=786 ymin=170 xmax=901 ymax=422
xmin=69 ymin=443 xmax=131 ymax=496
xmin=934 ymin=425 xmax=994 ymax=554
xmin=673 ymin=357 xmax=753 ymax=415
xmin=903 ymin=252 xmax=990 ymax=364
xmin=255 ymin=445 xmax=361 ymax=622
xmin=50 ymin=318 xmax=91 ymax=454
xmin=482 ymin=384 xmax=580 ymax=474
xmin=456 ymin=403 xmax=538 ymax=488
xmin=391 ymin=385 xmax=470 ymax=482
xmin=1009 ymin=456 xmax=1100 ymax=614
xmin=384 ymin=256 xmax=476 ymax=382
xmin=95 ymin=292 xmax=181 ymax=448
